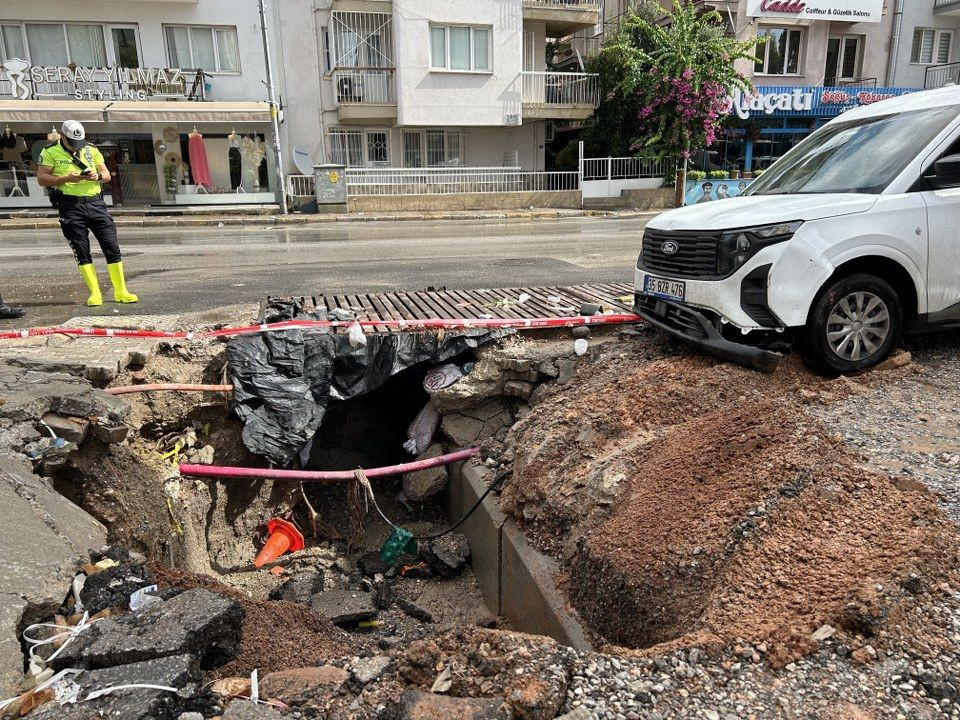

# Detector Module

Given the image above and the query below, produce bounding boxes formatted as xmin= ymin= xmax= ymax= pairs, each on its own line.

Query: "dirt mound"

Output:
xmin=151 ymin=565 xmax=351 ymax=678
xmin=501 ymin=341 xmax=956 ymax=665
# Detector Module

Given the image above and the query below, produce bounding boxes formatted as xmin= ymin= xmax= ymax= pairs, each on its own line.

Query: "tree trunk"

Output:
xmin=673 ymin=156 xmax=687 ymax=208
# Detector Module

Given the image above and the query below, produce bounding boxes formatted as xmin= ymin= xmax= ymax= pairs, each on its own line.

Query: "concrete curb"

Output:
xmin=448 ymin=462 xmax=592 ymax=651
xmin=0 ymin=208 xmax=661 ymax=231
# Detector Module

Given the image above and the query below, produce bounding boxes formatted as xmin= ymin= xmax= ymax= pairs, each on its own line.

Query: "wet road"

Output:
xmin=0 ymin=215 xmax=653 ymax=327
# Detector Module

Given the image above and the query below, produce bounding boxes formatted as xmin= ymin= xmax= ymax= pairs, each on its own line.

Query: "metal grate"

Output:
xmin=641 ymin=228 xmax=720 ymax=279
xmin=260 ymin=283 xmax=634 ymax=331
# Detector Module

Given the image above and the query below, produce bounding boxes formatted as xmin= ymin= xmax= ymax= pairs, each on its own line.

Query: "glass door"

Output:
xmin=824 ymin=35 xmax=861 ymax=85
xmin=106 ymin=25 xmax=140 ymax=68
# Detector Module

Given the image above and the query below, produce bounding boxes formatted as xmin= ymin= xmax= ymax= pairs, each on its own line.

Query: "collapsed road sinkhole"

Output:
xmin=2 ymin=306 xmax=960 ymax=719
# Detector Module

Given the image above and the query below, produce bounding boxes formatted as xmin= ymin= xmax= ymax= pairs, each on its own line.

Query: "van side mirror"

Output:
xmin=928 ymin=154 xmax=960 ymax=189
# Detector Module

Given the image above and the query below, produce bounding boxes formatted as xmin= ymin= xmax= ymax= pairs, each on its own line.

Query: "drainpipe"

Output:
xmin=259 ymin=0 xmax=289 ymax=214
xmin=885 ymin=0 xmax=904 ymax=87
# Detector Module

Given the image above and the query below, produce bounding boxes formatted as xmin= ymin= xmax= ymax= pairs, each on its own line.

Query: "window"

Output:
xmin=164 ymin=25 xmax=240 ymax=73
xmin=911 ymin=28 xmax=953 ymax=65
xmin=403 ymin=131 xmax=422 ymax=168
xmin=430 ymin=25 xmax=491 ymax=72
xmin=108 ymin=26 xmax=140 ymax=68
xmin=824 ymin=35 xmax=861 ymax=83
xmin=755 ymin=27 xmax=802 ymax=75
xmin=426 ymin=129 xmax=464 ymax=166
xmin=0 ymin=25 xmax=26 ymax=62
xmin=23 ymin=23 xmax=106 ymax=66
xmin=321 ymin=27 xmax=331 ymax=73
xmin=328 ymin=128 xmax=391 ymax=167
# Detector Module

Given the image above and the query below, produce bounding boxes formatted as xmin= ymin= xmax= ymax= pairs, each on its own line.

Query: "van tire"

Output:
xmin=799 ymin=272 xmax=903 ymax=375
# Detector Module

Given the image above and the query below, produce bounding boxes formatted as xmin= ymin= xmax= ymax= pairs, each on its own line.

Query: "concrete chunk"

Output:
xmin=223 ymin=699 xmax=286 ymax=719
xmin=403 ymin=444 xmax=449 ymax=501
xmin=310 ymin=588 xmax=377 ymax=625
xmin=52 ymin=589 xmax=245 ymax=671
xmin=401 ymin=689 xmax=502 ymax=720
xmin=38 ymin=413 xmax=89 ymax=443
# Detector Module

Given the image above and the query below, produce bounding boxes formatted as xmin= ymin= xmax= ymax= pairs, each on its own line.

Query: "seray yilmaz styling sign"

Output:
xmin=2 ymin=58 xmax=188 ymax=101
xmin=746 ymin=0 xmax=883 ymax=23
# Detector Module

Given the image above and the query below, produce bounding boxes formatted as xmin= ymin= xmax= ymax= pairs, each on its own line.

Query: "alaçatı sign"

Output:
xmin=746 ymin=0 xmax=883 ymax=23
xmin=2 ymin=58 xmax=190 ymax=102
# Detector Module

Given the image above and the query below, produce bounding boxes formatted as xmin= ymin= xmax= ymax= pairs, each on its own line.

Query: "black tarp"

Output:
xmin=227 ymin=326 xmax=509 ymax=466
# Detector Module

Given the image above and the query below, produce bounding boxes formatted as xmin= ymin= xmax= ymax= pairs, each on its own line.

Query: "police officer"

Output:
xmin=0 ymin=294 xmax=25 ymax=320
xmin=37 ymin=121 xmax=138 ymax=307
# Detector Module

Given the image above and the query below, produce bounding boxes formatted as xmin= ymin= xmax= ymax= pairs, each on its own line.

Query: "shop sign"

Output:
xmin=2 ymin=58 xmax=188 ymax=101
xmin=726 ymin=85 xmax=920 ymax=120
xmin=746 ymin=0 xmax=883 ymax=23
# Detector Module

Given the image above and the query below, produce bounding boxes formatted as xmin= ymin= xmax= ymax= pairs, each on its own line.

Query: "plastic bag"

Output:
xmin=348 ymin=321 xmax=367 ymax=348
xmin=405 ymin=400 xmax=440 ymax=455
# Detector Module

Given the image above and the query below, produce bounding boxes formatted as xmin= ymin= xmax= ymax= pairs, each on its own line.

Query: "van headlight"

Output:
xmin=717 ymin=221 xmax=803 ymax=275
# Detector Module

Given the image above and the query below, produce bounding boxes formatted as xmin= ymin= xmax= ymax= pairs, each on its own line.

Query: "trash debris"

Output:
xmin=424 ymin=363 xmax=471 ymax=393
xmin=404 ymin=400 xmax=441 ymax=455
xmin=211 ymin=676 xmax=253 ymax=698
xmin=347 ymin=321 xmax=367 ymax=348
xmin=228 ymin=323 xmax=511 ymax=465
xmin=419 ymin=533 xmax=470 ymax=578
xmin=517 ymin=293 xmax=531 ymax=304
xmin=129 ymin=585 xmax=161 ymax=612
xmin=430 ymin=665 xmax=453 ymax=694
xmin=574 ymin=339 xmax=589 ymax=356
xmin=254 ymin=518 xmax=305 ymax=569
xmin=380 ymin=526 xmax=418 ymax=566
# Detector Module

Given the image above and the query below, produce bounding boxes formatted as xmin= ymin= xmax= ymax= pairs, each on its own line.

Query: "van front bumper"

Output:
xmin=634 ymin=294 xmax=782 ymax=373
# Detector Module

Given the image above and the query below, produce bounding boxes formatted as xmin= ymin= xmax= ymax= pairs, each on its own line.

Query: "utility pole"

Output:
xmin=259 ymin=0 xmax=288 ymax=214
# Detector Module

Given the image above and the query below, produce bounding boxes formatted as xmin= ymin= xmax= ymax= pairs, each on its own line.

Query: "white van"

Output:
xmin=634 ymin=85 xmax=960 ymax=373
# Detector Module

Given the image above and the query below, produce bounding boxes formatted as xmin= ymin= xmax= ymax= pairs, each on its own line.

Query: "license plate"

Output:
xmin=643 ymin=275 xmax=685 ymax=303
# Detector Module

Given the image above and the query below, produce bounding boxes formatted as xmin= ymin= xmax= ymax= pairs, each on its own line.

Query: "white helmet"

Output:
xmin=61 ymin=120 xmax=85 ymax=141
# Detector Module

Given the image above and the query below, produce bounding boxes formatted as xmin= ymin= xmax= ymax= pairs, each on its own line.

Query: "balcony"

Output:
xmin=522 ymin=0 xmax=602 ymax=37
xmin=333 ymin=68 xmax=397 ymax=121
xmin=521 ymin=71 xmax=599 ymax=120
xmin=934 ymin=0 xmax=960 ymax=14
xmin=925 ymin=61 xmax=960 ymax=88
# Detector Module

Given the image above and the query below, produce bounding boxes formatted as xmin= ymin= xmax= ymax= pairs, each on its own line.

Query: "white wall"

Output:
xmin=889 ymin=4 xmax=960 ymax=88
xmin=394 ymin=0 xmax=524 ymax=126
xmin=0 ymin=0 xmax=271 ymax=102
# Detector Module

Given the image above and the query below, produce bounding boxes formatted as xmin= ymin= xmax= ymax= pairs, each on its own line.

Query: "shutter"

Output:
xmin=937 ymin=31 xmax=952 ymax=65
xmin=921 ymin=29 xmax=935 ymax=64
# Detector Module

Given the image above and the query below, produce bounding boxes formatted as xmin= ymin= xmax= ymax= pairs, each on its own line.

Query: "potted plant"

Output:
xmin=709 ymin=170 xmax=728 ymax=180
xmin=688 ymin=170 xmax=707 ymax=182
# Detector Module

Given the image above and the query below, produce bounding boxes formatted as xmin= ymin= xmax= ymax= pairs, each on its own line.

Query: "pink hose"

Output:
xmin=179 ymin=447 xmax=480 ymax=483
xmin=0 ymin=314 xmax=640 ymax=341
xmin=106 ymin=383 xmax=233 ymax=396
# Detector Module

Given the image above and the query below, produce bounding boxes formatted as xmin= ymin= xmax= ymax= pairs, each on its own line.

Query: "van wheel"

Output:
xmin=799 ymin=273 xmax=902 ymax=375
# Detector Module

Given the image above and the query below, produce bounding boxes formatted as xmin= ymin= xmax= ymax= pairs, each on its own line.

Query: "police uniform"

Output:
xmin=39 ymin=140 xmax=122 ymax=266
xmin=39 ymin=120 xmax=137 ymax=307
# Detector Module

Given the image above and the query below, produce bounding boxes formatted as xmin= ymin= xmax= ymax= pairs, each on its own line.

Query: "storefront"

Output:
xmin=0 ymin=62 xmax=276 ymax=208
xmin=717 ymin=85 xmax=922 ymax=174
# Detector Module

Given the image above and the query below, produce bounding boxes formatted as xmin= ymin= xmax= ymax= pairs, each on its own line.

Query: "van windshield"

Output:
xmin=746 ymin=104 xmax=960 ymax=196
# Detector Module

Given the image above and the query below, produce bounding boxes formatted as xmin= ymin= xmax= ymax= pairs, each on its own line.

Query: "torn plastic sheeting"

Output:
xmin=228 ymin=326 xmax=512 ymax=466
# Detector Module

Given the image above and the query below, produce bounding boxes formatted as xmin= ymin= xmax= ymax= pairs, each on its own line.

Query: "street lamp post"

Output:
xmin=258 ymin=0 xmax=288 ymax=215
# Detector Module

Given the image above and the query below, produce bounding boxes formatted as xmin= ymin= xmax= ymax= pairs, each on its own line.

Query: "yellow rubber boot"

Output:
xmin=107 ymin=262 xmax=138 ymax=304
xmin=78 ymin=264 xmax=103 ymax=307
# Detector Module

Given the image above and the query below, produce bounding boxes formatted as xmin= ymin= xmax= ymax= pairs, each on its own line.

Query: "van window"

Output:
xmin=747 ymin=105 xmax=960 ymax=196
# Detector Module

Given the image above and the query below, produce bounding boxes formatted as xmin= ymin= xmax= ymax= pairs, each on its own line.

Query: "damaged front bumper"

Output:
xmin=633 ymin=294 xmax=782 ymax=373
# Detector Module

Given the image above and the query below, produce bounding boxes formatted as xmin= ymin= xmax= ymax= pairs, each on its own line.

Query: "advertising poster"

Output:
xmin=684 ymin=178 xmax=755 ymax=206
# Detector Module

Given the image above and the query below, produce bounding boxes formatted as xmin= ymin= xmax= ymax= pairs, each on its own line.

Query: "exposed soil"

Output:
xmin=150 ymin=564 xmax=352 ymax=679
xmin=500 ymin=336 xmax=959 ymax=666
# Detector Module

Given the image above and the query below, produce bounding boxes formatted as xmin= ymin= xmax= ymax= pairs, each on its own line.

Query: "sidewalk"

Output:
xmin=0 ymin=207 xmax=658 ymax=231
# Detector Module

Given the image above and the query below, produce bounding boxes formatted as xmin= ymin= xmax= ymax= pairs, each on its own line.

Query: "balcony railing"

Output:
xmin=522 ymin=71 xmax=599 ymax=107
xmin=825 ymin=76 xmax=878 ymax=88
xmin=333 ymin=68 xmax=396 ymax=104
xmin=925 ymin=61 xmax=960 ymax=88
xmin=582 ymin=156 xmax=670 ymax=181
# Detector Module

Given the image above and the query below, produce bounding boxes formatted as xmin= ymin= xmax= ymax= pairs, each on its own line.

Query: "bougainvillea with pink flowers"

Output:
xmin=596 ymin=1 xmax=760 ymax=205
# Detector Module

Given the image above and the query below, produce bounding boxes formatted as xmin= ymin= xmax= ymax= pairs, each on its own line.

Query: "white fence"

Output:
xmin=521 ymin=71 xmax=599 ymax=108
xmin=286 ymin=167 xmax=580 ymax=199
xmin=580 ymin=147 xmax=670 ymax=199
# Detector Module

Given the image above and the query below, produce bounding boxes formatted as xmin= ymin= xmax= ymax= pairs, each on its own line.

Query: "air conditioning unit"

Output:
xmin=337 ymin=75 xmax=364 ymax=102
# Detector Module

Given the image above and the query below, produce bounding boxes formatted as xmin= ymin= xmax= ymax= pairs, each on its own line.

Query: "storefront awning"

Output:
xmin=104 ymin=101 xmax=272 ymax=123
xmin=0 ymin=99 xmax=272 ymax=124
xmin=0 ymin=100 xmax=109 ymax=123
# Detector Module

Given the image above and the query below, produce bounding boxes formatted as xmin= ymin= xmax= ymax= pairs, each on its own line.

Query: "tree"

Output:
xmin=596 ymin=1 xmax=759 ymax=206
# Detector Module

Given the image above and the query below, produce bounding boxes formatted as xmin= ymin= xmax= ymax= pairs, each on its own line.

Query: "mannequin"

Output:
xmin=228 ymin=129 xmax=242 ymax=191
xmin=187 ymin=126 xmax=211 ymax=191
xmin=47 ymin=126 xmax=60 ymax=143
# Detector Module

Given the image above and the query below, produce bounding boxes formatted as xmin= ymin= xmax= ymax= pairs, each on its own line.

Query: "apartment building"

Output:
xmin=275 ymin=0 xmax=602 ymax=174
xmin=0 ymin=0 xmax=280 ymax=208
xmin=887 ymin=0 xmax=960 ymax=89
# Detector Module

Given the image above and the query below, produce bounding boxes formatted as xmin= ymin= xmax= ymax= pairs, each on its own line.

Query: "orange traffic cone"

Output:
xmin=254 ymin=517 xmax=305 ymax=568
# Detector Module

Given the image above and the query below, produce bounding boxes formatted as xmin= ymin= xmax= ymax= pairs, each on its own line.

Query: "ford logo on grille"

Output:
xmin=661 ymin=241 xmax=679 ymax=255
